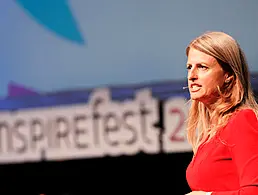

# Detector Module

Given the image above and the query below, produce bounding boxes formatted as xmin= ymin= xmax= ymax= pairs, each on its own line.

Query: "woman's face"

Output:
xmin=186 ymin=47 xmax=227 ymax=105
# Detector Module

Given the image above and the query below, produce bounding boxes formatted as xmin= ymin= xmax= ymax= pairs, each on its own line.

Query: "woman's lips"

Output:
xmin=190 ymin=84 xmax=201 ymax=92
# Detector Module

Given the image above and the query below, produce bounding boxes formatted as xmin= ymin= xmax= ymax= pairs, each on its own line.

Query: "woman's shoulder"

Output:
xmin=217 ymin=108 xmax=258 ymax=142
xmin=229 ymin=108 xmax=257 ymax=125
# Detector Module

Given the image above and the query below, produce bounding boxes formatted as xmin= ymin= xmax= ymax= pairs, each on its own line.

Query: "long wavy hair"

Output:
xmin=185 ymin=31 xmax=258 ymax=153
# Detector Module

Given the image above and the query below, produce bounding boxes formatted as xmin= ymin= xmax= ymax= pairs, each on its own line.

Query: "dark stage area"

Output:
xmin=0 ymin=151 xmax=192 ymax=195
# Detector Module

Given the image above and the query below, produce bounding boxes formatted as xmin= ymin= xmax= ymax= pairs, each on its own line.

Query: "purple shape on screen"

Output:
xmin=8 ymin=82 xmax=39 ymax=97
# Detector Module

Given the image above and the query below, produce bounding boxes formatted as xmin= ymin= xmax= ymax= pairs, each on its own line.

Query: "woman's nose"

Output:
xmin=188 ymin=69 xmax=198 ymax=81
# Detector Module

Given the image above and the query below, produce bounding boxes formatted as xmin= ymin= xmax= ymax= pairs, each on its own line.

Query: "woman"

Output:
xmin=184 ymin=31 xmax=258 ymax=195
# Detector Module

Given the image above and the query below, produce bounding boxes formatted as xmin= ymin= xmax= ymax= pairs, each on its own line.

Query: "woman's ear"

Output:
xmin=225 ymin=74 xmax=234 ymax=83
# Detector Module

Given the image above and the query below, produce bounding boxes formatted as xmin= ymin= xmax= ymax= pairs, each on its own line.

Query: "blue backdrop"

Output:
xmin=0 ymin=0 xmax=257 ymax=99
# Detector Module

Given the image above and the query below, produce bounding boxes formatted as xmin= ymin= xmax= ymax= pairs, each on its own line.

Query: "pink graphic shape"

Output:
xmin=8 ymin=82 xmax=39 ymax=97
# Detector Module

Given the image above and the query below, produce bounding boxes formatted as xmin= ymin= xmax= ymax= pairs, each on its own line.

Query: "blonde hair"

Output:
xmin=185 ymin=31 xmax=258 ymax=153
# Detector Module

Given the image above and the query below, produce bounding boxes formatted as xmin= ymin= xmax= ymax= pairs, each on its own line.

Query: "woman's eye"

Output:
xmin=199 ymin=65 xmax=207 ymax=69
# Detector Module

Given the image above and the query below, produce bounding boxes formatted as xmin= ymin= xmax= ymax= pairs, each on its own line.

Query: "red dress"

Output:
xmin=186 ymin=109 xmax=258 ymax=195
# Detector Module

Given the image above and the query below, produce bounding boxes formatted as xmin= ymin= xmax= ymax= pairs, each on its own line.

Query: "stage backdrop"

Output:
xmin=0 ymin=0 xmax=258 ymax=97
xmin=0 ymin=0 xmax=258 ymax=164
